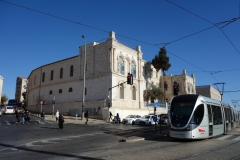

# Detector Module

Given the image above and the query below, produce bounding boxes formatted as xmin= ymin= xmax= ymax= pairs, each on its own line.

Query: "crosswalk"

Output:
xmin=214 ymin=134 xmax=240 ymax=141
xmin=0 ymin=120 xmax=52 ymax=126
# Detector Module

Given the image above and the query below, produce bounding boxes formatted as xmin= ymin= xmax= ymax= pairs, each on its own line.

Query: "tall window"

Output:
xmin=59 ymin=89 xmax=62 ymax=93
xmin=70 ymin=65 xmax=73 ymax=77
xmin=69 ymin=87 xmax=73 ymax=92
xmin=51 ymin=70 xmax=54 ymax=80
xmin=120 ymin=84 xmax=124 ymax=99
xmin=132 ymin=86 xmax=136 ymax=100
xmin=49 ymin=90 xmax=53 ymax=94
xmin=60 ymin=68 xmax=63 ymax=79
xmin=42 ymin=72 xmax=45 ymax=82
xmin=131 ymin=62 xmax=136 ymax=78
xmin=118 ymin=56 xmax=124 ymax=75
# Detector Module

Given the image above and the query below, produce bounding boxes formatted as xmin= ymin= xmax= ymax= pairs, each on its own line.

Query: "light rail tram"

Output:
xmin=169 ymin=94 xmax=240 ymax=139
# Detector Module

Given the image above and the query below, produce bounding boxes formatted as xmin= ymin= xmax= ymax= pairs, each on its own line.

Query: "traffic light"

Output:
xmin=127 ymin=73 xmax=131 ymax=84
xmin=173 ymin=84 xmax=179 ymax=95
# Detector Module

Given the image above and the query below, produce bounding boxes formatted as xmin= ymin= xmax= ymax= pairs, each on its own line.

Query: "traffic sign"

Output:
xmin=152 ymin=116 xmax=158 ymax=122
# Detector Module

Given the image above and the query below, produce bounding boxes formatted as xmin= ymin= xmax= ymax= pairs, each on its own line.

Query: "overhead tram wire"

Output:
xmin=2 ymin=0 xmax=239 ymax=97
xmin=166 ymin=0 xmax=240 ymax=54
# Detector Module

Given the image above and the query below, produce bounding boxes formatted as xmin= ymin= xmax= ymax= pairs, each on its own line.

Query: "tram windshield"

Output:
xmin=170 ymin=100 xmax=196 ymax=124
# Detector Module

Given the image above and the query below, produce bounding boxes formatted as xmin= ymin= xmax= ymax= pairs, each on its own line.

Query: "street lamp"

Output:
xmin=81 ymin=35 xmax=86 ymax=120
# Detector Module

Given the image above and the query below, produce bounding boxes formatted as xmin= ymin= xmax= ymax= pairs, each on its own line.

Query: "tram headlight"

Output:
xmin=186 ymin=125 xmax=190 ymax=130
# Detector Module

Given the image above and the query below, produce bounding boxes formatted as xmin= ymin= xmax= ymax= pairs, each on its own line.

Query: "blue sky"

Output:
xmin=1 ymin=0 xmax=240 ymax=107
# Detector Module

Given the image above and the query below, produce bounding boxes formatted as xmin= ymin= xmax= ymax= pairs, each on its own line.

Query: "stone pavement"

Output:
xmin=32 ymin=113 xmax=109 ymax=125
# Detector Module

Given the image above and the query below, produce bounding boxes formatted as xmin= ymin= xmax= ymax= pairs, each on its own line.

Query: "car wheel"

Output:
xmin=132 ymin=121 xmax=135 ymax=125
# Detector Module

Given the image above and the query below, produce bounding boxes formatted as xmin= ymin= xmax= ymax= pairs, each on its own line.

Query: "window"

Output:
xmin=59 ymin=89 xmax=62 ymax=93
xmin=156 ymin=71 xmax=158 ymax=78
xmin=69 ymin=87 xmax=73 ymax=92
xmin=190 ymin=104 xmax=204 ymax=125
xmin=132 ymin=86 xmax=136 ymax=100
xmin=120 ymin=84 xmax=124 ymax=99
xmin=70 ymin=65 xmax=73 ymax=77
xmin=118 ymin=56 xmax=124 ymax=75
xmin=131 ymin=62 xmax=136 ymax=78
xmin=85 ymin=87 xmax=87 ymax=95
xmin=51 ymin=70 xmax=54 ymax=80
xmin=60 ymin=68 xmax=63 ymax=79
xmin=42 ymin=72 xmax=45 ymax=82
xmin=212 ymin=105 xmax=223 ymax=125
xmin=49 ymin=90 xmax=53 ymax=94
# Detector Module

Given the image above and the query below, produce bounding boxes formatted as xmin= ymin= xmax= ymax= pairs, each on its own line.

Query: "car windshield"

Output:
xmin=142 ymin=115 xmax=151 ymax=118
xmin=170 ymin=100 xmax=195 ymax=124
xmin=7 ymin=107 xmax=14 ymax=109
xmin=126 ymin=115 xmax=135 ymax=118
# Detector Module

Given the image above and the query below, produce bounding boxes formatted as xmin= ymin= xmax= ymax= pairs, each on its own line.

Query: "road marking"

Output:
xmin=232 ymin=136 xmax=240 ymax=141
xmin=4 ymin=121 xmax=11 ymax=125
xmin=217 ymin=135 xmax=232 ymax=140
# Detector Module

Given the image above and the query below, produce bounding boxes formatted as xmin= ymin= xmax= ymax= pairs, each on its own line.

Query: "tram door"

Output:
xmin=207 ymin=105 xmax=213 ymax=136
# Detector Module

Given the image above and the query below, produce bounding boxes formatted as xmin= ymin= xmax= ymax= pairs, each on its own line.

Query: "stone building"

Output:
xmin=0 ymin=75 xmax=3 ymax=104
xmin=196 ymin=85 xmax=221 ymax=101
xmin=15 ymin=77 xmax=28 ymax=103
xmin=161 ymin=70 xmax=196 ymax=102
xmin=26 ymin=31 xmax=167 ymax=120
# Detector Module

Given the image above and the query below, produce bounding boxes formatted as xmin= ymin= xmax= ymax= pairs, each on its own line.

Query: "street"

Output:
xmin=1 ymin=114 xmax=240 ymax=160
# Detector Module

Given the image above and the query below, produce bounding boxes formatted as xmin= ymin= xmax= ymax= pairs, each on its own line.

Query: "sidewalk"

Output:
xmin=33 ymin=113 xmax=109 ymax=125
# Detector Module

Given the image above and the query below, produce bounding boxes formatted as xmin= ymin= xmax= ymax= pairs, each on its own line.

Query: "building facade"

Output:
xmin=0 ymin=75 xmax=3 ymax=104
xmin=196 ymin=85 xmax=221 ymax=101
xmin=26 ymin=31 xmax=167 ymax=119
xmin=161 ymin=70 xmax=196 ymax=102
xmin=15 ymin=77 xmax=28 ymax=103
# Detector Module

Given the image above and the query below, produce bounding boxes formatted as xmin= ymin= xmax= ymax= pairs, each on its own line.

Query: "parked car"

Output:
xmin=0 ymin=110 xmax=2 ymax=116
xmin=3 ymin=106 xmax=15 ymax=114
xmin=122 ymin=115 xmax=142 ymax=124
xmin=139 ymin=115 xmax=158 ymax=125
xmin=158 ymin=114 xmax=168 ymax=124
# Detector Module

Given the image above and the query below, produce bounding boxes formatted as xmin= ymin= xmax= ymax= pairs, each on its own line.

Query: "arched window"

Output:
xmin=60 ymin=68 xmax=63 ymax=79
xmin=132 ymin=86 xmax=136 ymax=100
xmin=59 ymin=89 xmax=62 ymax=93
xmin=70 ymin=65 xmax=73 ymax=77
xmin=118 ymin=56 xmax=124 ymax=75
xmin=120 ymin=84 xmax=124 ymax=99
xmin=51 ymin=70 xmax=54 ymax=80
xmin=131 ymin=62 xmax=136 ymax=78
xmin=42 ymin=72 xmax=45 ymax=82
xmin=69 ymin=87 xmax=73 ymax=92
xmin=49 ymin=90 xmax=53 ymax=94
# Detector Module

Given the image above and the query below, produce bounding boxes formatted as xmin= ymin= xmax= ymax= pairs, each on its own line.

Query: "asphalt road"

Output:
xmin=1 ymin=114 xmax=240 ymax=160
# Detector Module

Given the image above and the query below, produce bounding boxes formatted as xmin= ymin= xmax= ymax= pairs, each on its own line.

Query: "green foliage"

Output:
xmin=143 ymin=83 xmax=165 ymax=102
xmin=151 ymin=47 xmax=171 ymax=76
xmin=1 ymin=94 xmax=8 ymax=104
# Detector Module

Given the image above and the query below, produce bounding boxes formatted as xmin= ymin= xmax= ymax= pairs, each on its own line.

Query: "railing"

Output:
xmin=144 ymin=102 xmax=170 ymax=108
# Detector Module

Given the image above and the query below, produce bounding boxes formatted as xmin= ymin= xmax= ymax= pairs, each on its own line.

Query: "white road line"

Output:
xmin=232 ymin=136 xmax=240 ymax=141
xmin=217 ymin=135 xmax=232 ymax=140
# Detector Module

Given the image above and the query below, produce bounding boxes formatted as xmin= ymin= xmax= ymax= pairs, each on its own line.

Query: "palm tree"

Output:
xmin=143 ymin=83 xmax=165 ymax=103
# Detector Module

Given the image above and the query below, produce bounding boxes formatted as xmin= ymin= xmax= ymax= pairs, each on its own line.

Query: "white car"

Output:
xmin=122 ymin=115 xmax=142 ymax=124
xmin=138 ymin=115 xmax=158 ymax=125
xmin=4 ymin=106 xmax=15 ymax=114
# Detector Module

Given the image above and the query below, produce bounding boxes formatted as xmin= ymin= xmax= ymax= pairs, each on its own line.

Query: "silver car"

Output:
xmin=138 ymin=115 xmax=158 ymax=125
xmin=4 ymin=106 xmax=15 ymax=114
xmin=122 ymin=115 xmax=142 ymax=124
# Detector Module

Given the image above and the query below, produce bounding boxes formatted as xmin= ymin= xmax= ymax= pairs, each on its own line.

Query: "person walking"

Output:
xmin=41 ymin=111 xmax=45 ymax=124
xmin=85 ymin=111 xmax=89 ymax=125
xmin=116 ymin=113 xmax=120 ymax=124
xmin=15 ymin=109 xmax=20 ymax=124
xmin=20 ymin=111 xmax=25 ymax=124
xmin=58 ymin=113 xmax=64 ymax=129
xmin=109 ymin=111 xmax=113 ymax=121
xmin=55 ymin=110 xmax=59 ymax=122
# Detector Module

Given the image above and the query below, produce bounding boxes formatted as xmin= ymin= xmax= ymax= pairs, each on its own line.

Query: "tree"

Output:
xmin=143 ymin=83 xmax=165 ymax=102
xmin=151 ymin=47 xmax=171 ymax=76
xmin=1 ymin=94 xmax=8 ymax=104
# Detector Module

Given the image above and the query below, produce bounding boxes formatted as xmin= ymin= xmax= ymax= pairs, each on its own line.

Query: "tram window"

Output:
xmin=207 ymin=105 xmax=212 ymax=123
xmin=212 ymin=105 xmax=223 ymax=125
xmin=190 ymin=104 xmax=204 ymax=125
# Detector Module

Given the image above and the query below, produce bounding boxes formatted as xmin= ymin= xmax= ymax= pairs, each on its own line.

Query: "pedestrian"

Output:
xmin=109 ymin=111 xmax=113 ymax=121
xmin=84 ymin=111 xmax=89 ymax=125
xmin=15 ymin=109 xmax=20 ymax=124
xmin=20 ymin=111 xmax=25 ymax=124
xmin=116 ymin=113 xmax=120 ymax=124
xmin=55 ymin=110 xmax=59 ymax=122
xmin=41 ymin=111 xmax=45 ymax=124
xmin=58 ymin=113 xmax=64 ymax=129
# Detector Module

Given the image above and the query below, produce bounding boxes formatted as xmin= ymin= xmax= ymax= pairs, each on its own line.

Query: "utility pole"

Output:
xmin=214 ymin=82 xmax=225 ymax=102
xmin=81 ymin=35 xmax=86 ymax=120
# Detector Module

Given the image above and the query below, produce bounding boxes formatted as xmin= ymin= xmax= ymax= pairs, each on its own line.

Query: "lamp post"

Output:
xmin=81 ymin=35 xmax=86 ymax=120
